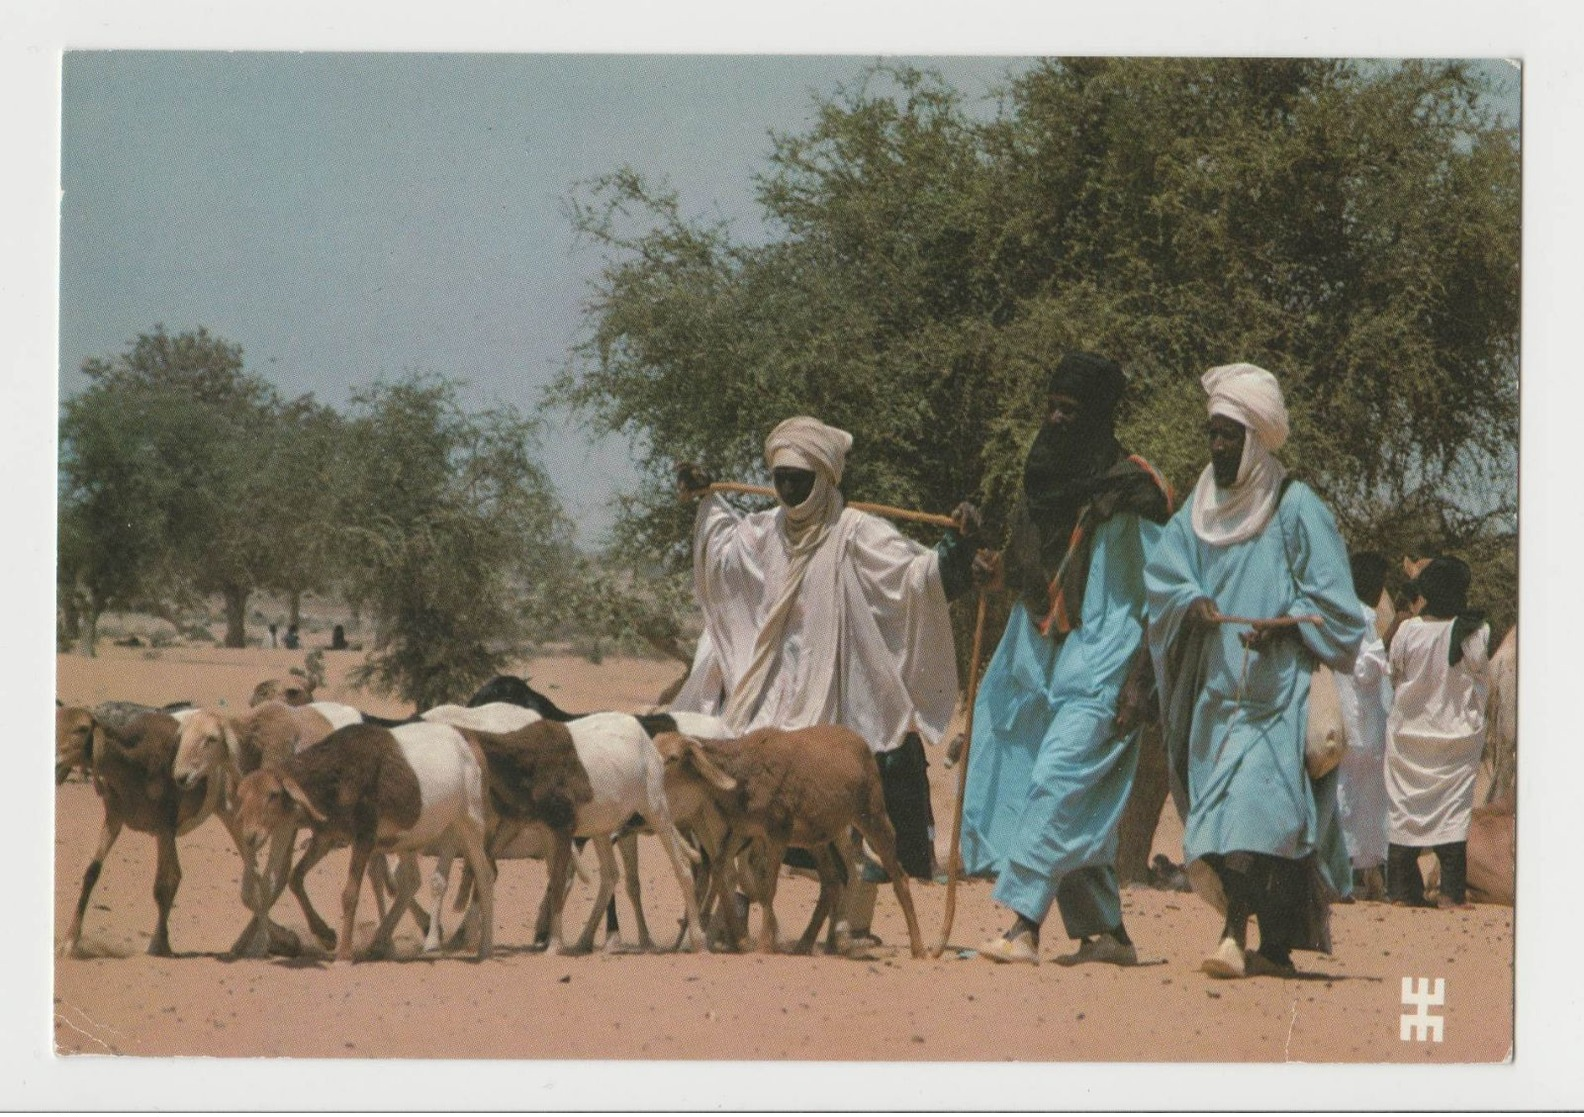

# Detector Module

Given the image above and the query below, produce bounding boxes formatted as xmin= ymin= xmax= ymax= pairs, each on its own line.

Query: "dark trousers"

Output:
xmin=1388 ymin=841 xmax=1468 ymax=905
xmin=1208 ymin=850 xmax=1307 ymax=965
xmin=875 ymin=733 xmax=937 ymax=880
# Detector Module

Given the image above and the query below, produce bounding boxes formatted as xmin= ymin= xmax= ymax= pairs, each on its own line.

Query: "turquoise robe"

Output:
xmin=1145 ymin=481 xmax=1364 ymax=944
xmin=960 ymin=513 xmax=1159 ymax=935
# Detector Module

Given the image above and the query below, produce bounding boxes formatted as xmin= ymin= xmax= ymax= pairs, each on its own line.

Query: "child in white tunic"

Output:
xmin=1385 ymin=557 xmax=1490 ymax=907
xmin=1335 ymin=552 xmax=1393 ymax=897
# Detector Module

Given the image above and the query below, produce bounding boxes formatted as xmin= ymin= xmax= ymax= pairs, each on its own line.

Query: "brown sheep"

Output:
xmin=55 ymin=705 xmax=95 ymax=785
xmin=250 ymin=677 xmax=316 ymax=707
xmin=60 ymin=712 xmax=224 ymax=957
xmin=653 ymin=725 xmax=926 ymax=959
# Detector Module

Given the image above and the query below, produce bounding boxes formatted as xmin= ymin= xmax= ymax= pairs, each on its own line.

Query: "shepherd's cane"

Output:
xmin=931 ymin=586 xmax=990 ymax=959
xmin=704 ymin=481 xmax=959 ymax=529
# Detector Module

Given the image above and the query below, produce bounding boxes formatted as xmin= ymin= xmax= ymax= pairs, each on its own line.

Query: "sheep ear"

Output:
xmin=685 ymin=737 xmax=736 ymax=792
xmin=281 ymin=775 xmax=327 ymax=822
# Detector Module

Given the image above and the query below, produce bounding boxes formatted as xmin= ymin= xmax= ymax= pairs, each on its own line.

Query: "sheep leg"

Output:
xmin=544 ymin=832 xmax=573 ymax=954
xmin=754 ymin=837 xmax=787 ymax=954
xmin=856 ymin=814 xmax=925 ymax=959
xmin=456 ymin=822 xmax=495 ymax=960
xmin=336 ymin=839 xmax=374 ymax=964
xmin=365 ymin=853 xmax=421 ymax=961
xmin=147 ymin=825 xmax=183 ymax=957
xmin=829 ymin=833 xmax=862 ymax=956
xmin=420 ymin=841 xmax=458 ymax=953
xmin=610 ymin=830 xmax=654 ymax=953
xmin=367 ymin=854 xmax=393 ymax=922
xmin=218 ymin=812 xmax=299 ymax=957
xmin=572 ymin=835 xmax=619 ymax=954
xmin=62 ymin=814 xmax=122 ymax=957
xmin=794 ymin=843 xmax=841 ymax=956
xmin=289 ymin=830 xmax=340 ymax=950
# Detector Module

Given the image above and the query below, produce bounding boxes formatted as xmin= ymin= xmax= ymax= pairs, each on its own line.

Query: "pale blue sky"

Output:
xmin=59 ymin=54 xmax=1519 ymax=546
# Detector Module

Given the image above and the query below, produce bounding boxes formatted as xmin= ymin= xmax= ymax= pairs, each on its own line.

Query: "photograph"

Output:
xmin=18 ymin=2 xmax=1581 ymax=1111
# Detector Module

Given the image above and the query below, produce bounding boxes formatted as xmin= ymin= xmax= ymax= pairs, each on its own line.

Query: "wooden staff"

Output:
xmin=1207 ymin=612 xmax=1323 ymax=627
xmin=931 ymin=586 xmax=990 ymax=959
xmin=704 ymin=481 xmax=959 ymax=530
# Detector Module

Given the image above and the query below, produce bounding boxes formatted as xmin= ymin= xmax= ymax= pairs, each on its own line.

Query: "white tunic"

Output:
xmin=1334 ymin=600 xmax=1392 ymax=866
xmin=1386 ymin=616 xmax=1490 ymax=845
xmin=671 ymin=493 xmax=960 ymax=753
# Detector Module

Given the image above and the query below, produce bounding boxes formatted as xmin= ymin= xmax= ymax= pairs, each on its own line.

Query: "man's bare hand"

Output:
xmin=1239 ymin=618 xmax=1296 ymax=652
xmin=971 ymin=549 xmax=1004 ymax=590
xmin=1186 ymin=597 xmax=1219 ymax=628
xmin=676 ymin=461 xmax=713 ymax=498
xmin=951 ymin=501 xmax=983 ymax=540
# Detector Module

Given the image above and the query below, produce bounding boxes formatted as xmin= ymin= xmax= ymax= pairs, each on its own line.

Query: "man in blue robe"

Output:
xmin=964 ymin=352 xmax=1173 ymax=966
xmin=1145 ymin=363 xmax=1365 ymax=979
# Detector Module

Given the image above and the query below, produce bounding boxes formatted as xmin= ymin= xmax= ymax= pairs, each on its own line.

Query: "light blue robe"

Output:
xmin=1145 ymin=481 xmax=1364 ymax=929
xmin=960 ymin=513 xmax=1159 ymax=936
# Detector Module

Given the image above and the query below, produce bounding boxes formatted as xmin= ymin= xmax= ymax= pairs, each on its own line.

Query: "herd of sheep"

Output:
xmin=55 ymin=676 xmax=925 ymax=964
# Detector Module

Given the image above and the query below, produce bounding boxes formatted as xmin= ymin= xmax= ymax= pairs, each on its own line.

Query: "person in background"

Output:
xmin=1334 ymin=551 xmax=1393 ymax=901
xmin=1384 ymin=556 xmax=1490 ymax=909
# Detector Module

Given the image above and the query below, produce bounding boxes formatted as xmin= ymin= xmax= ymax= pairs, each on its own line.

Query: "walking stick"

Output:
xmin=704 ymin=481 xmax=959 ymax=529
xmin=931 ymin=586 xmax=989 ymax=959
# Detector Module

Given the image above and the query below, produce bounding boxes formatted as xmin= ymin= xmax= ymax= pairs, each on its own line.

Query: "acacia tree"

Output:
xmin=555 ymin=57 xmax=1518 ymax=633
xmin=60 ymin=326 xmax=346 ymax=649
xmin=337 ymin=374 xmax=573 ymax=712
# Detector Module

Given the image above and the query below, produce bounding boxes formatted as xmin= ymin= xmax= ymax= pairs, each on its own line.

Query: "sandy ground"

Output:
xmin=54 ymin=644 xmax=1513 ymax=1064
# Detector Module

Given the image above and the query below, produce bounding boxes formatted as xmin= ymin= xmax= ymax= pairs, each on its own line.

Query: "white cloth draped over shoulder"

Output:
xmin=1386 ymin=616 xmax=1491 ymax=845
xmin=671 ymin=492 xmax=960 ymax=753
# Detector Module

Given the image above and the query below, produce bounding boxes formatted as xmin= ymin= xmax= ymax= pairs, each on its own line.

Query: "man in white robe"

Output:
xmin=673 ymin=416 xmax=979 ymax=895
xmin=1334 ymin=551 xmax=1392 ymax=898
xmin=1385 ymin=556 xmax=1490 ymax=907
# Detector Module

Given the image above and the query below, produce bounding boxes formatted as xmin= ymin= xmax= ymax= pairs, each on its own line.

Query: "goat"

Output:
xmin=60 ymin=712 xmax=224 ymax=957
xmin=652 ymin=725 xmax=927 ymax=958
xmin=235 ymin=721 xmax=494 ymax=963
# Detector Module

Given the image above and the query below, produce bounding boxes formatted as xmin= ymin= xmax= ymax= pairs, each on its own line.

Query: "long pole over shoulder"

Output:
xmin=704 ymin=481 xmax=959 ymax=530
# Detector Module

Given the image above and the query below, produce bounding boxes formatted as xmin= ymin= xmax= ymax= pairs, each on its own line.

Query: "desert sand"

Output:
xmin=54 ymin=643 xmax=1513 ymax=1066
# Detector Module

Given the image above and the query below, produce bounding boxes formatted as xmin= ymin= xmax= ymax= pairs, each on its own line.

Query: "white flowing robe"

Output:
xmin=1386 ymin=617 xmax=1490 ymax=845
xmin=1335 ymin=600 xmax=1392 ymax=867
xmin=671 ymin=493 xmax=960 ymax=753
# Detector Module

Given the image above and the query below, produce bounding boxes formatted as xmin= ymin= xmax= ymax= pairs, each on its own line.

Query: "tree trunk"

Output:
xmin=288 ymin=590 xmax=303 ymax=629
xmin=223 ymin=587 xmax=249 ymax=648
xmin=80 ymin=609 xmax=100 ymax=658
xmin=1115 ymin=721 xmax=1171 ymax=885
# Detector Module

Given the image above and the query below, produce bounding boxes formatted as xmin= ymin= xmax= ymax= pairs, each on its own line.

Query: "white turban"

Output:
xmin=1190 ymin=363 xmax=1289 ymax=546
xmin=1202 ymin=363 xmax=1289 ymax=452
xmin=764 ymin=416 xmax=853 ymax=485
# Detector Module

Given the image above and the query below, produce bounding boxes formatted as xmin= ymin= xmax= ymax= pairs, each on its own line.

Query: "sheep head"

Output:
xmin=173 ymin=709 xmax=239 ymax=790
xmin=250 ymin=677 xmax=315 ymax=707
xmin=652 ymin=731 xmax=738 ymax=793
xmin=54 ymin=706 xmax=95 ymax=785
xmin=235 ymin=767 xmax=326 ymax=852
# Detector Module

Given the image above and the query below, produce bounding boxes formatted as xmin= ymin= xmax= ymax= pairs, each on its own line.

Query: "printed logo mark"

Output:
xmin=1400 ymin=977 xmax=1445 ymax=1042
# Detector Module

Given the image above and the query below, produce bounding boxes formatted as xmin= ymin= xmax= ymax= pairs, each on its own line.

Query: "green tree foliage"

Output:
xmin=59 ymin=326 xmax=345 ymax=651
xmin=337 ymin=374 xmax=573 ymax=712
xmin=554 ymin=59 xmax=1519 ymax=647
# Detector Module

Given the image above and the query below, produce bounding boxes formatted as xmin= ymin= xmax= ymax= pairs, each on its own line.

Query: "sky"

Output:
xmin=59 ymin=53 xmax=1039 ymax=546
xmin=58 ymin=52 xmax=1520 ymax=547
